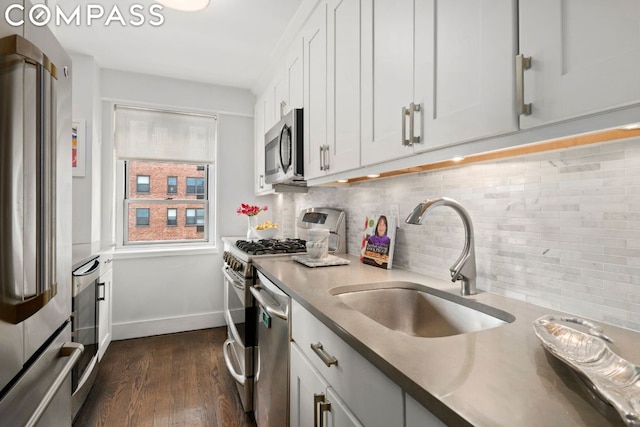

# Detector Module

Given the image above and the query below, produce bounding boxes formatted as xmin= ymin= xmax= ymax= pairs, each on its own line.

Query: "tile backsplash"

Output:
xmin=276 ymin=137 xmax=640 ymax=332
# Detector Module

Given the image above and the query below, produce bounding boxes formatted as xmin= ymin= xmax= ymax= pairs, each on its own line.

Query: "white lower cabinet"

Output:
xmin=291 ymin=300 xmax=403 ymax=427
xmin=97 ymin=254 xmax=113 ymax=360
xmin=405 ymin=393 xmax=446 ymax=427
xmin=290 ymin=342 xmax=363 ymax=427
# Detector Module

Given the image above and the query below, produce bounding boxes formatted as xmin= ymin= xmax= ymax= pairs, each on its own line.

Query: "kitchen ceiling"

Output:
xmin=54 ymin=0 xmax=303 ymax=92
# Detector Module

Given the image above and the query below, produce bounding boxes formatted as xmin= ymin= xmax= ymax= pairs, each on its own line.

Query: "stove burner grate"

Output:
xmin=236 ymin=238 xmax=307 ymax=255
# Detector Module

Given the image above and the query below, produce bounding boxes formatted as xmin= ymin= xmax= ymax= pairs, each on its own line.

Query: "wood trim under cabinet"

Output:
xmin=342 ymin=127 xmax=640 ymax=184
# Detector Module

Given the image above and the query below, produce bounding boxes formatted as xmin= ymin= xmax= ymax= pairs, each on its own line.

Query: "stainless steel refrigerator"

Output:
xmin=0 ymin=3 xmax=82 ymax=425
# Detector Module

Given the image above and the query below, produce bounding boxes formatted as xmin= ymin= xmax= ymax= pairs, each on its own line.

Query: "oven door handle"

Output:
xmin=222 ymin=267 xmax=244 ymax=291
xmin=250 ymin=286 xmax=288 ymax=321
xmin=223 ymin=339 xmax=246 ymax=386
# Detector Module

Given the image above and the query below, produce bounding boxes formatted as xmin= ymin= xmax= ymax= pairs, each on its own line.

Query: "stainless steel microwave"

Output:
xmin=265 ymin=108 xmax=304 ymax=185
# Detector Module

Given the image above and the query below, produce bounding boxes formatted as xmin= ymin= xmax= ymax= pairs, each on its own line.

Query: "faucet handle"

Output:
xmin=449 ymin=251 xmax=470 ymax=282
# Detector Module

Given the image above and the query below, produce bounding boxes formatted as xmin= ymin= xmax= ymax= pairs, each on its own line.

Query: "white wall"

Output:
xmin=278 ymin=138 xmax=640 ymax=332
xmin=94 ymin=69 xmax=273 ymax=339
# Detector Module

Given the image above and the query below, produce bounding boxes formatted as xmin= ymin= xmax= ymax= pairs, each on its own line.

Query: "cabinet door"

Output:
xmin=273 ymin=72 xmax=288 ymax=122
xmin=98 ymin=268 xmax=112 ymax=361
xmin=415 ymin=0 xmax=517 ymax=152
xmin=290 ymin=342 xmax=330 ymax=427
xmin=327 ymin=0 xmax=361 ymax=174
xmin=263 ymin=81 xmax=277 ymax=131
xmin=405 ymin=392 xmax=446 ymax=427
xmin=519 ymin=0 xmax=640 ymax=129
xmin=325 ymin=387 xmax=363 ymax=427
xmin=286 ymin=37 xmax=304 ymax=111
xmin=303 ymin=3 xmax=328 ymax=179
xmin=254 ymin=96 xmax=272 ymax=194
xmin=361 ymin=0 xmax=415 ymax=165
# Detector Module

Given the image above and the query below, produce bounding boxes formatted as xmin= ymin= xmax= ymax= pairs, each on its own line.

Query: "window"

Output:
xmin=186 ymin=177 xmax=205 ymax=196
xmin=114 ymin=105 xmax=216 ymax=245
xmin=136 ymin=175 xmax=150 ymax=193
xmin=186 ymin=208 xmax=205 ymax=226
xmin=167 ymin=176 xmax=177 ymax=194
xmin=167 ymin=208 xmax=177 ymax=226
xmin=136 ymin=208 xmax=150 ymax=226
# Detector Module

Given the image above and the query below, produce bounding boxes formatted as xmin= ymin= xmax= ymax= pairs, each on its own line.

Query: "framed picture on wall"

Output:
xmin=72 ymin=120 xmax=85 ymax=177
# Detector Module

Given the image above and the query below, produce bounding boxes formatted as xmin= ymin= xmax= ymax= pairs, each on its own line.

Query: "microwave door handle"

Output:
xmin=278 ymin=124 xmax=291 ymax=172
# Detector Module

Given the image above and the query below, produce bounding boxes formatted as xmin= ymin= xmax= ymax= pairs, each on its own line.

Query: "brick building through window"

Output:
xmin=127 ymin=161 xmax=207 ymax=242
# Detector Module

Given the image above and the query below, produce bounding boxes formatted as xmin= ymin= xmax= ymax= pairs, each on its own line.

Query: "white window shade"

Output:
xmin=115 ymin=106 xmax=216 ymax=163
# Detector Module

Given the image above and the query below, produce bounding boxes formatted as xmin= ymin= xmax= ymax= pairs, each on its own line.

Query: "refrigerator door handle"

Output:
xmin=26 ymin=342 xmax=84 ymax=427
xmin=0 ymin=35 xmax=59 ymax=325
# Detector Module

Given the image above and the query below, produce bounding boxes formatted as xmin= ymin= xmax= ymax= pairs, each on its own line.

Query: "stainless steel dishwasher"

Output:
xmin=250 ymin=271 xmax=291 ymax=427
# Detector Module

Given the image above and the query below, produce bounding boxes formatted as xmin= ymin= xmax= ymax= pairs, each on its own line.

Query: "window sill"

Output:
xmin=113 ymin=243 xmax=219 ymax=260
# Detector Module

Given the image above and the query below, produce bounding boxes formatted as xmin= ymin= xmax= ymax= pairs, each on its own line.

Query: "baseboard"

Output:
xmin=112 ymin=311 xmax=226 ymax=340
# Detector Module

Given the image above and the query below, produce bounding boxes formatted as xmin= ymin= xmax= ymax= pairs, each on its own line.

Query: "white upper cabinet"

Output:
xmin=326 ymin=0 xmax=361 ymax=175
xmin=360 ymin=0 xmax=415 ymax=165
xmin=416 ymin=0 xmax=517 ymax=151
xmin=263 ymin=80 xmax=277 ymax=131
xmin=273 ymin=72 xmax=288 ymax=123
xmin=286 ymin=37 xmax=304 ymax=112
xmin=361 ymin=0 xmax=517 ymax=166
xmin=254 ymin=94 xmax=272 ymax=195
xmin=302 ymin=3 xmax=328 ymax=180
xmin=519 ymin=0 xmax=640 ymax=129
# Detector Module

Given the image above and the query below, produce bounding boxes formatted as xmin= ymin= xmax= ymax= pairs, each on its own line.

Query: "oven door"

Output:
xmin=71 ymin=256 xmax=100 ymax=418
xmin=222 ymin=266 xmax=254 ymax=412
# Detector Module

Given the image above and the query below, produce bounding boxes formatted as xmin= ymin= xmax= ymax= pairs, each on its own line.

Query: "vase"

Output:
xmin=246 ymin=215 xmax=259 ymax=240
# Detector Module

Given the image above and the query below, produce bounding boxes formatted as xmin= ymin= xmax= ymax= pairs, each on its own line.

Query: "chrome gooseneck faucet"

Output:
xmin=405 ymin=197 xmax=477 ymax=296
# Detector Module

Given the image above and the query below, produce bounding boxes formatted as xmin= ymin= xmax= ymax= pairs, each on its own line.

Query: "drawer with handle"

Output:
xmin=291 ymin=300 xmax=402 ymax=427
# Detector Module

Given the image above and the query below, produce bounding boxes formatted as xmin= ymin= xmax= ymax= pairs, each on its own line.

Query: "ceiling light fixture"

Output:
xmin=156 ymin=0 xmax=210 ymax=12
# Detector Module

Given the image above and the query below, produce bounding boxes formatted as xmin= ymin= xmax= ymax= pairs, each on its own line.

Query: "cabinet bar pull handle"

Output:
xmin=324 ymin=145 xmax=330 ymax=171
xmin=516 ymin=54 xmax=532 ymax=116
xmin=314 ymin=394 xmax=323 ymax=427
xmin=313 ymin=393 xmax=332 ymax=427
xmin=97 ymin=282 xmax=105 ymax=301
xmin=311 ymin=342 xmax=338 ymax=367
xmin=319 ymin=146 xmax=325 ymax=171
xmin=401 ymin=106 xmax=410 ymax=146
xmin=409 ymin=102 xmax=421 ymax=144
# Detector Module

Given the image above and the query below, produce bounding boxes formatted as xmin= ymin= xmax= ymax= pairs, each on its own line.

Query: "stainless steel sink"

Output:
xmin=330 ymin=281 xmax=515 ymax=338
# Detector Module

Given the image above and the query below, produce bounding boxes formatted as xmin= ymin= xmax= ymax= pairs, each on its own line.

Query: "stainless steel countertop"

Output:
xmin=253 ymin=254 xmax=639 ymax=427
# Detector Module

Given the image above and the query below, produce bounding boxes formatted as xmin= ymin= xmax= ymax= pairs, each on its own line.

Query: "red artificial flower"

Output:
xmin=236 ymin=203 xmax=268 ymax=216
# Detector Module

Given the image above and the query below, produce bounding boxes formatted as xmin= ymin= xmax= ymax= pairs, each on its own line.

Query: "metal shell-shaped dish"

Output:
xmin=533 ymin=315 xmax=640 ymax=426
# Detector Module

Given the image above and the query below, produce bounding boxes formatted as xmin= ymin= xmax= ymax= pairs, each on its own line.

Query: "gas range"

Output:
xmin=222 ymin=237 xmax=307 ymax=281
xmin=223 ymin=237 xmax=306 ymax=264
xmin=235 ymin=238 xmax=306 ymax=256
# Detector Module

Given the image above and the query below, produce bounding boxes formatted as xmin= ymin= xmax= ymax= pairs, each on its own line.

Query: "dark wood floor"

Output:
xmin=73 ymin=327 xmax=256 ymax=427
